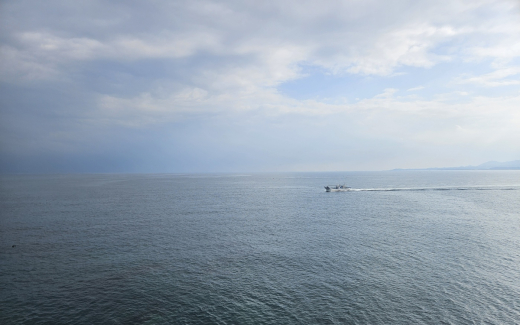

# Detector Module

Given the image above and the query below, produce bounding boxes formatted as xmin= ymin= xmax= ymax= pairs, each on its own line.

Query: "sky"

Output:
xmin=1 ymin=0 xmax=520 ymax=173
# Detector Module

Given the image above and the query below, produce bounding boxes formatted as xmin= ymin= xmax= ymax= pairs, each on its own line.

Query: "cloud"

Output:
xmin=1 ymin=0 xmax=520 ymax=172
xmin=3 ymin=0 xmax=519 ymax=82
xmin=407 ymin=86 xmax=425 ymax=91
xmin=457 ymin=66 xmax=520 ymax=87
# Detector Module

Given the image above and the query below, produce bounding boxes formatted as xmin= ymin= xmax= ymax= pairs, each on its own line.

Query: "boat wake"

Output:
xmin=350 ymin=186 xmax=519 ymax=192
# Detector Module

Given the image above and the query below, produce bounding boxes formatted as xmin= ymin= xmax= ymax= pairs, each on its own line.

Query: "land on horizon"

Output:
xmin=393 ymin=160 xmax=520 ymax=171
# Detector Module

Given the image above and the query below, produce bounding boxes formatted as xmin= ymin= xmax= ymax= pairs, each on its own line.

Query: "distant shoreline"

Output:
xmin=393 ymin=167 xmax=520 ymax=171
xmin=393 ymin=160 xmax=520 ymax=171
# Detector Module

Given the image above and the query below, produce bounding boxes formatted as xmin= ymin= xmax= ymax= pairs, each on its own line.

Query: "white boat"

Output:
xmin=324 ymin=184 xmax=351 ymax=192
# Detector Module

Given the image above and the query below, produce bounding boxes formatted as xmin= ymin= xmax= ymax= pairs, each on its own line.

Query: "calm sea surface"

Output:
xmin=1 ymin=171 xmax=520 ymax=324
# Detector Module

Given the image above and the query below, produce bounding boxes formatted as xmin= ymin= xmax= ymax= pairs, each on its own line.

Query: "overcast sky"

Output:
xmin=1 ymin=0 xmax=519 ymax=173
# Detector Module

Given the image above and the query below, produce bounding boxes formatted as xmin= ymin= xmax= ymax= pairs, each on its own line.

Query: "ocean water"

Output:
xmin=1 ymin=171 xmax=520 ymax=324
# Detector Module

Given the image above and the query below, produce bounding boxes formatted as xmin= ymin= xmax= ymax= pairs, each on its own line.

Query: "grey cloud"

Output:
xmin=1 ymin=0 xmax=520 ymax=172
xmin=4 ymin=0 xmax=510 ymax=77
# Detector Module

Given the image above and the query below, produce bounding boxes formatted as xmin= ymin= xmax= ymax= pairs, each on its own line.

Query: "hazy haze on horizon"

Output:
xmin=1 ymin=0 xmax=520 ymax=173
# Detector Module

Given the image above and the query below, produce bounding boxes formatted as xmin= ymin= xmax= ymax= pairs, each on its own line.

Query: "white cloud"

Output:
xmin=458 ymin=67 xmax=520 ymax=87
xmin=338 ymin=24 xmax=459 ymax=75
xmin=94 ymin=83 xmax=520 ymax=149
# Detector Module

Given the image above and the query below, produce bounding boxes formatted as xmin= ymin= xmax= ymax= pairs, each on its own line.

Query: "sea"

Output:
xmin=1 ymin=171 xmax=519 ymax=324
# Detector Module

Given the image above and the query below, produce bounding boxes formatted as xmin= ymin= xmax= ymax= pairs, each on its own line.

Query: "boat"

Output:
xmin=324 ymin=184 xmax=351 ymax=192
